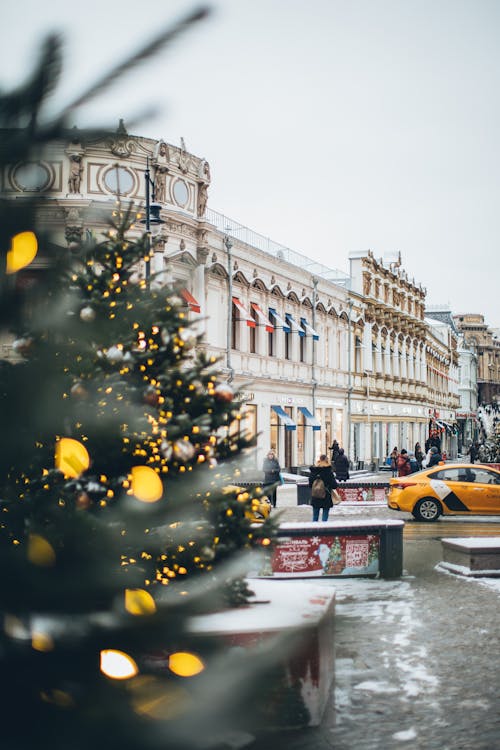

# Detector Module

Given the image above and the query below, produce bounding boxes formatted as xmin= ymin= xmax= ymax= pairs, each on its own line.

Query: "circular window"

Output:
xmin=14 ymin=162 xmax=51 ymax=191
xmin=173 ymin=179 xmax=189 ymax=207
xmin=104 ymin=166 xmax=134 ymax=195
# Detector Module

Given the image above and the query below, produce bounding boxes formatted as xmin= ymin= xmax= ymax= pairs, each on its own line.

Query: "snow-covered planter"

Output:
xmin=440 ymin=536 xmax=500 ymax=576
xmin=189 ymin=579 xmax=336 ymax=728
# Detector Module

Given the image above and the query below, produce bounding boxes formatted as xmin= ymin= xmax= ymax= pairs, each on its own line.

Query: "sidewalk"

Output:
xmin=248 ymin=501 xmax=500 ymax=750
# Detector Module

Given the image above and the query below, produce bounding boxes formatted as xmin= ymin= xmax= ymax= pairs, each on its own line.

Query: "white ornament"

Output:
xmin=173 ymin=440 xmax=195 ymax=462
xmin=160 ymin=440 xmax=173 ymax=460
xmin=80 ymin=306 xmax=96 ymax=322
xmin=106 ymin=345 xmax=124 ymax=363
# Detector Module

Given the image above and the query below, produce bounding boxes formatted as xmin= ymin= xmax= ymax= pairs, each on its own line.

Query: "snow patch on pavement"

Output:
xmin=392 ymin=727 xmax=417 ymax=741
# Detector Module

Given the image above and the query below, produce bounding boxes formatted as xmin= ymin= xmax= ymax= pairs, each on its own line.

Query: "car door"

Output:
xmin=470 ymin=468 xmax=500 ymax=514
xmin=428 ymin=468 xmax=476 ymax=514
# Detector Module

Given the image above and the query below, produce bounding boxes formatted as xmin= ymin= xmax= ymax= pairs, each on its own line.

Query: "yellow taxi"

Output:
xmin=387 ymin=463 xmax=500 ymax=522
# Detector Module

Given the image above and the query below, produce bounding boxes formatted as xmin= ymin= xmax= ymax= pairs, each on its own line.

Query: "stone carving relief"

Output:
xmin=363 ymin=273 xmax=371 ymax=297
xmin=153 ymin=140 xmax=169 ymax=203
xmin=64 ymin=207 xmax=83 ymax=246
xmin=198 ymin=158 xmax=211 ymax=184
xmin=197 ymin=183 xmax=208 ymax=218
xmin=178 ymin=137 xmax=189 ymax=173
xmin=108 ymin=119 xmax=135 ymax=158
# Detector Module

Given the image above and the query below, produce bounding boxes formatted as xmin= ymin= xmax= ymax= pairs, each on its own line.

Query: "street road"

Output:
xmin=403 ymin=516 xmax=500 ymax=540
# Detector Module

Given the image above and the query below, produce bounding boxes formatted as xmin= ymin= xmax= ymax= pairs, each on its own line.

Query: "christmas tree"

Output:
xmin=0 ymin=19 xmax=283 ymax=749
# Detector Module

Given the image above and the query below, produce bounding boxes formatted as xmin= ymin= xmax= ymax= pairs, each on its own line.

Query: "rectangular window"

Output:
xmin=249 ymin=305 xmax=257 ymax=353
xmin=299 ymin=331 xmax=305 ymax=362
xmin=285 ymin=329 xmax=291 ymax=360
xmin=268 ymin=328 xmax=274 ymax=356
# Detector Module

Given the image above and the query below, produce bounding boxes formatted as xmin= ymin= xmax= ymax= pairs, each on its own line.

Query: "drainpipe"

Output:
xmin=347 ymin=297 xmax=353 ymax=464
xmin=224 ymin=234 xmax=234 ymax=383
xmin=312 ymin=277 xmax=318 ymax=458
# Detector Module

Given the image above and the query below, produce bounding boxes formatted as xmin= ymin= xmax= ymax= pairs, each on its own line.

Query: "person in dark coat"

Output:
xmin=329 ymin=439 xmax=340 ymax=462
xmin=414 ymin=442 xmax=424 ymax=470
xmin=262 ymin=450 xmax=281 ymax=507
xmin=308 ymin=454 xmax=338 ymax=522
xmin=333 ymin=448 xmax=350 ymax=481
xmin=426 ymin=446 xmax=442 ymax=468
xmin=468 ymin=442 xmax=478 ymax=464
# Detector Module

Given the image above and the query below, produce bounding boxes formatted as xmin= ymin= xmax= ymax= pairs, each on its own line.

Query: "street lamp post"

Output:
xmin=224 ymin=233 xmax=234 ymax=383
xmin=140 ymin=157 xmax=165 ymax=287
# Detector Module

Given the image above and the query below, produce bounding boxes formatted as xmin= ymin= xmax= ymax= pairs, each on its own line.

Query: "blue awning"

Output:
xmin=300 ymin=317 xmax=319 ymax=340
xmin=285 ymin=313 xmax=305 ymax=336
xmin=268 ymin=307 xmax=290 ymax=333
xmin=271 ymin=405 xmax=296 ymax=430
xmin=298 ymin=406 xmax=321 ymax=430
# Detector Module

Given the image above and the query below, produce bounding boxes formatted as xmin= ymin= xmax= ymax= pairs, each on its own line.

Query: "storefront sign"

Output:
xmin=269 ymin=534 xmax=380 ymax=577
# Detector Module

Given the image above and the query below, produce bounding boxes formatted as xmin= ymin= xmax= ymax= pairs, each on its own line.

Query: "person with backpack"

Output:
xmin=308 ymin=454 xmax=338 ymax=522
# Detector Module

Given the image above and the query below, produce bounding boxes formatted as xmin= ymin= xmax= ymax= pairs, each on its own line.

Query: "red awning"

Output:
xmin=232 ymin=297 xmax=256 ymax=327
xmin=251 ymin=302 xmax=274 ymax=332
xmin=180 ymin=288 xmax=201 ymax=313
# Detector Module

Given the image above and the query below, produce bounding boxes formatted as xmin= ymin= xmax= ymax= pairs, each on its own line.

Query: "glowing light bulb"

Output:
xmin=6 ymin=231 xmax=38 ymax=274
xmin=100 ymin=649 xmax=139 ymax=679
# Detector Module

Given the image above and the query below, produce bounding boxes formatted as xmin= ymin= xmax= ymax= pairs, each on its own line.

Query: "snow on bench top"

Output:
xmin=188 ymin=579 xmax=336 ymax=635
xmin=442 ymin=536 xmax=500 ymax=550
xmin=278 ymin=519 xmax=405 ymax=531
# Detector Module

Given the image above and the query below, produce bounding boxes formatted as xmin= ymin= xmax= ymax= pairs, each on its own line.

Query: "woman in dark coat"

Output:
xmin=262 ymin=450 xmax=281 ymax=507
xmin=308 ymin=454 xmax=338 ymax=522
xmin=333 ymin=448 xmax=350 ymax=482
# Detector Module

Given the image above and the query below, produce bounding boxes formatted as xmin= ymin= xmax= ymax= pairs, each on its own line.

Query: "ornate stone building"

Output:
xmin=2 ymin=125 xmax=461 ymax=469
xmin=453 ymin=314 xmax=500 ymax=405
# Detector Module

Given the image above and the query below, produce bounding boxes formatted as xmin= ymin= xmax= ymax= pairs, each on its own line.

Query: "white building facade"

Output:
xmin=2 ymin=128 xmax=460 ymax=470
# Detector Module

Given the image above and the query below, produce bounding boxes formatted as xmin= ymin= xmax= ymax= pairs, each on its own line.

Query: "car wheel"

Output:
xmin=413 ymin=497 xmax=442 ymax=522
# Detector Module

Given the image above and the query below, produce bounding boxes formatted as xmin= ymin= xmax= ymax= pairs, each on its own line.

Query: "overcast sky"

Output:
xmin=2 ymin=0 xmax=499 ymax=327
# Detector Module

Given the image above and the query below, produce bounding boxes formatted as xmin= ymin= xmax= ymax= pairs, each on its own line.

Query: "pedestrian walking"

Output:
xmin=262 ymin=449 xmax=281 ymax=508
xmin=308 ymin=454 xmax=338 ymax=522
xmin=414 ymin=442 xmax=424 ymax=470
xmin=333 ymin=447 xmax=350 ymax=481
xmin=468 ymin=441 xmax=478 ymax=464
xmin=329 ymin=439 xmax=340 ymax=462
xmin=389 ymin=447 xmax=398 ymax=477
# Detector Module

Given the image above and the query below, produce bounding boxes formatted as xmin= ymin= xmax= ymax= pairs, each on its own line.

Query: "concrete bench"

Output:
xmin=258 ymin=519 xmax=404 ymax=579
xmin=189 ymin=579 xmax=336 ymax=729
xmin=440 ymin=537 xmax=500 ymax=577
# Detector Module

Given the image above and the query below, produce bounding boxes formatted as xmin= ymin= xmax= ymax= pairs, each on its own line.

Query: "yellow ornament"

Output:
xmin=55 ymin=438 xmax=90 ymax=478
xmin=125 ymin=588 xmax=157 ymax=616
xmin=131 ymin=466 xmax=163 ymax=502
xmin=168 ymin=651 xmax=205 ymax=677
xmin=6 ymin=231 xmax=38 ymax=274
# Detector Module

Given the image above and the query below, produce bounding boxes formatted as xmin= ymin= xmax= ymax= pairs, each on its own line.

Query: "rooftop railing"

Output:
xmin=206 ymin=207 xmax=350 ymax=287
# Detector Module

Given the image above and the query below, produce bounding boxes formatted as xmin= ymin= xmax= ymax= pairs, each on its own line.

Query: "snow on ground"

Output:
xmin=436 ymin=562 xmax=500 ymax=595
xmin=310 ymin=576 xmax=442 ymax=733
